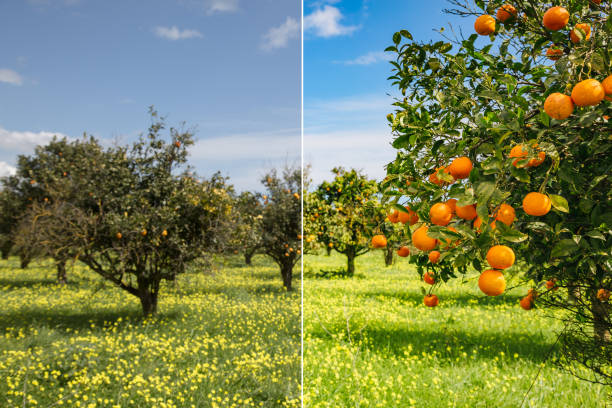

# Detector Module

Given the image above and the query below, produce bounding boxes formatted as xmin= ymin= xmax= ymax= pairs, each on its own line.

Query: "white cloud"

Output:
xmin=0 ymin=127 xmax=69 ymax=153
xmin=0 ymin=162 xmax=17 ymax=178
xmin=304 ymin=5 xmax=358 ymax=38
xmin=0 ymin=69 xmax=23 ymax=86
xmin=205 ymin=0 xmax=239 ymax=14
xmin=261 ymin=17 xmax=299 ymax=51
xmin=154 ymin=26 xmax=203 ymax=40
xmin=304 ymin=128 xmax=395 ymax=187
xmin=336 ymin=51 xmax=390 ymax=65
xmin=191 ymin=128 xmax=300 ymax=161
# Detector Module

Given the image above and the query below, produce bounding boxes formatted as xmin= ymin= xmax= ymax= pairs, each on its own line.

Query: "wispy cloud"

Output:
xmin=0 ymin=69 xmax=23 ymax=86
xmin=336 ymin=51 xmax=390 ymax=65
xmin=304 ymin=5 xmax=359 ymax=38
xmin=154 ymin=26 xmax=203 ymax=40
xmin=0 ymin=162 xmax=17 ymax=178
xmin=261 ymin=17 xmax=299 ymax=51
xmin=204 ymin=0 xmax=239 ymax=14
xmin=0 ymin=126 xmax=69 ymax=153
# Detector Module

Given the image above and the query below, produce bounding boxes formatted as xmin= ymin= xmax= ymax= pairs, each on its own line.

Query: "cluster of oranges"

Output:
xmin=475 ymin=4 xmax=612 ymax=120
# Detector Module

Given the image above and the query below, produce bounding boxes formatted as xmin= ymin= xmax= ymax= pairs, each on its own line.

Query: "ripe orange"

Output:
xmin=571 ymin=79 xmax=605 ymax=106
xmin=544 ymin=93 xmax=574 ymax=119
xmin=428 ymin=250 xmax=441 ymax=264
xmin=456 ymin=203 xmax=477 ymax=220
xmin=399 ymin=206 xmax=419 ymax=225
xmin=486 ymin=245 xmax=515 ymax=269
xmin=448 ymin=156 xmax=473 ymax=179
xmin=545 ymin=279 xmax=558 ymax=290
xmin=570 ymin=23 xmax=591 ymax=43
xmin=602 ymin=75 xmax=612 ymax=100
xmin=445 ymin=198 xmax=457 ymax=214
xmin=175 ymin=141 xmax=181 ymax=148
xmin=412 ymin=226 xmax=438 ymax=251
xmin=478 ymin=269 xmax=506 ymax=296
xmin=423 ymin=294 xmax=439 ymax=307
xmin=141 ymin=229 xmax=147 ymax=236
xmin=520 ymin=295 xmax=534 ymax=310
xmin=423 ymin=271 xmax=436 ymax=285
xmin=429 ymin=202 xmax=453 ymax=226
xmin=495 ymin=203 xmax=516 ymax=226
xmin=542 ymin=6 xmax=569 ymax=31
xmin=546 ymin=46 xmax=563 ymax=60
xmin=429 ymin=167 xmax=450 ymax=186
xmin=161 ymin=229 xmax=168 ymax=237
xmin=523 ymin=192 xmax=552 ymax=216
xmin=473 ymin=216 xmax=495 ymax=232
xmin=496 ymin=4 xmax=517 ymax=22
xmin=372 ymin=235 xmax=387 ymax=248
xmin=388 ymin=210 xmax=400 ymax=223
xmin=397 ymin=246 xmax=410 ymax=257
xmin=116 ymin=232 xmax=122 ymax=239
xmin=597 ymin=288 xmax=610 ymax=301
xmin=475 ymin=15 xmax=495 ymax=35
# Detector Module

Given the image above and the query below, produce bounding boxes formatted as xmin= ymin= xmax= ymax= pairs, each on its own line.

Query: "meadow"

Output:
xmin=303 ymin=251 xmax=609 ymax=408
xmin=0 ymin=255 xmax=300 ymax=408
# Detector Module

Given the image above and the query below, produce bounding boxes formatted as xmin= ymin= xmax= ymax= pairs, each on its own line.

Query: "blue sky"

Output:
xmin=0 ymin=0 xmax=300 ymax=191
xmin=304 ymin=0 xmax=470 ymax=186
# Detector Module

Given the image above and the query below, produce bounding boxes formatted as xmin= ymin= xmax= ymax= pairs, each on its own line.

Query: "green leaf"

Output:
xmin=510 ymin=166 xmax=530 ymax=183
xmin=550 ymin=194 xmax=569 ymax=213
xmin=550 ymin=239 xmax=579 ymax=258
xmin=500 ymin=228 xmax=529 ymax=243
xmin=586 ymin=230 xmax=605 ymax=241
xmin=391 ymin=203 xmax=409 ymax=213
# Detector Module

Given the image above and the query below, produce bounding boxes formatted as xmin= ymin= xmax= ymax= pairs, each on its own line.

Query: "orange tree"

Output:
xmin=307 ymin=168 xmax=379 ymax=277
xmin=232 ymin=191 xmax=264 ymax=265
xmin=259 ymin=164 xmax=302 ymax=291
xmin=18 ymin=109 xmax=234 ymax=315
xmin=382 ymin=0 xmax=611 ymax=384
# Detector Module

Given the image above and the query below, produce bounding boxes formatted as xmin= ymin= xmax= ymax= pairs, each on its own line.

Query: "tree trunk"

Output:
xmin=56 ymin=260 xmax=67 ymax=285
xmin=346 ymin=248 xmax=356 ymax=277
xmin=20 ymin=253 xmax=31 ymax=269
xmin=0 ymin=240 xmax=12 ymax=260
xmin=326 ymin=246 xmax=332 ymax=256
xmin=592 ymin=292 xmax=611 ymax=344
xmin=281 ymin=263 xmax=293 ymax=291
xmin=137 ymin=277 xmax=159 ymax=316
xmin=384 ymin=246 xmax=394 ymax=266
xmin=244 ymin=250 xmax=254 ymax=266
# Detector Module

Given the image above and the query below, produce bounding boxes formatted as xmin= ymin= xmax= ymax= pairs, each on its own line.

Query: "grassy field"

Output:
xmin=0 ymin=255 xmax=300 ymax=408
xmin=304 ymin=251 xmax=608 ymax=408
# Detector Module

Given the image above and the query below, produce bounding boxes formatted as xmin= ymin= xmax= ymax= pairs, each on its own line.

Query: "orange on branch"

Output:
xmin=423 ymin=271 xmax=435 ymax=285
xmin=456 ymin=203 xmax=477 ymax=220
xmin=388 ymin=210 xmax=400 ymax=223
xmin=116 ymin=232 xmax=122 ymax=240
xmin=523 ymin=192 xmax=552 ymax=216
xmin=496 ymin=4 xmax=517 ymax=22
xmin=546 ymin=279 xmax=558 ymax=291
xmin=570 ymin=23 xmax=591 ymax=43
xmin=546 ymin=46 xmax=564 ymax=60
xmin=448 ymin=156 xmax=473 ymax=179
xmin=423 ymin=294 xmax=439 ymax=307
xmin=412 ymin=226 xmax=438 ymax=251
xmin=397 ymin=246 xmax=410 ymax=257
xmin=495 ymin=203 xmax=516 ymax=226
xmin=445 ymin=198 xmax=457 ymax=214
xmin=520 ymin=296 xmax=534 ymax=310
xmin=486 ymin=245 xmax=515 ymax=269
xmin=399 ymin=206 xmax=419 ymax=225
xmin=597 ymin=289 xmax=610 ymax=301
xmin=571 ymin=79 xmax=605 ymax=106
xmin=542 ymin=6 xmax=569 ymax=31
xmin=475 ymin=15 xmax=495 ymax=35
xmin=602 ymin=75 xmax=612 ymax=100
xmin=544 ymin=93 xmax=574 ymax=119
xmin=478 ymin=269 xmax=506 ymax=296
xmin=429 ymin=202 xmax=453 ymax=226
xmin=371 ymin=235 xmax=387 ymax=248
xmin=428 ymin=250 xmax=441 ymax=264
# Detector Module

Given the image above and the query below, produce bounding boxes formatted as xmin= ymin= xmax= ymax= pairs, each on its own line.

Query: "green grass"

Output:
xmin=0 ymin=255 xmax=300 ymax=408
xmin=304 ymin=251 xmax=608 ymax=408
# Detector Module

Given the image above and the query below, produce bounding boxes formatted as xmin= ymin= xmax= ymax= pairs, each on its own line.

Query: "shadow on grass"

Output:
xmin=0 ymin=277 xmax=82 ymax=290
xmin=309 ymin=322 xmax=559 ymax=363
xmin=0 ymin=308 xmax=181 ymax=332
